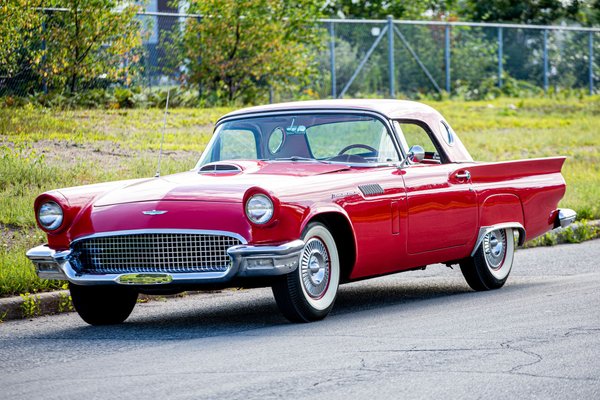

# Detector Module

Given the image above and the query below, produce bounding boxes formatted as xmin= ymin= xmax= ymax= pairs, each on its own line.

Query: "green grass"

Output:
xmin=427 ymin=97 xmax=600 ymax=218
xmin=0 ymin=230 xmax=64 ymax=296
xmin=0 ymin=96 xmax=599 ymax=296
xmin=0 ymin=105 xmax=230 ymax=151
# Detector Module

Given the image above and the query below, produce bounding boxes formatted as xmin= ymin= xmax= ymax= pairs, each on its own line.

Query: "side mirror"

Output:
xmin=398 ymin=145 xmax=425 ymax=169
xmin=407 ymin=145 xmax=425 ymax=163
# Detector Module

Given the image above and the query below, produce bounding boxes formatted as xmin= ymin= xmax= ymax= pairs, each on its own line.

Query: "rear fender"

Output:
xmin=479 ymin=194 xmax=525 ymax=228
xmin=475 ymin=194 xmax=526 ymax=254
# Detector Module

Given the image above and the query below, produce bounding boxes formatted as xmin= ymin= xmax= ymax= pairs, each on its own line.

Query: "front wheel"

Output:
xmin=460 ymin=228 xmax=515 ymax=291
xmin=272 ymin=223 xmax=340 ymax=323
xmin=70 ymin=283 xmax=138 ymax=325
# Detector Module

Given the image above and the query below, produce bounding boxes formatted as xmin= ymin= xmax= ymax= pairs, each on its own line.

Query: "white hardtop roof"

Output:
xmin=217 ymin=99 xmax=441 ymax=123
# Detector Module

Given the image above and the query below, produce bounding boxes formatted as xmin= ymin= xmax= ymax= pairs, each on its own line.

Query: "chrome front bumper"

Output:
xmin=26 ymin=240 xmax=304 ymax=286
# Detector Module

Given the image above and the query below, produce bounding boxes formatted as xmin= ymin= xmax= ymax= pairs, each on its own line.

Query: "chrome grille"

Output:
xmin=70 ymin=233 xmax=242 ymax=274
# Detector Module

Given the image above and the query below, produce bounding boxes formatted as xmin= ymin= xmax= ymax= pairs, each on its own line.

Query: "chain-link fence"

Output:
xmin=325 ymin=18 xmax=599 ymax=99
xmin=1 ymin=10 xmax=598 ymax=102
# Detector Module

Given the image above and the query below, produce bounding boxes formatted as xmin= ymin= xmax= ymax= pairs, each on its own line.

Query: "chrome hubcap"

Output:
xmin=301 ymin=238 xmax=330 ymax=299
xmin=483 ymin=229 xmax=507 ymax=269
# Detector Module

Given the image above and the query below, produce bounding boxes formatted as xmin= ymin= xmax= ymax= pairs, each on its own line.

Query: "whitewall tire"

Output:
xmin=272 ymin=223 xmax=340 ymax=322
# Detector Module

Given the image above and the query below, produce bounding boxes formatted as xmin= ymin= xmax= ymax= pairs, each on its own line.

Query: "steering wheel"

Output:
xmin=338 ymin=144 xmax=378 ymax=156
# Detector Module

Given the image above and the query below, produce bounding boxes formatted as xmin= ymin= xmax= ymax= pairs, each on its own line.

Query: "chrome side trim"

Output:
xmin=471 ymin=223 xmax=526 ymax=257
xmin=26 ymin=238 xmax=304 ymax=285
xmin=70 ymin=229 xmax=248 ymax=245
xmin=557 ymin=208 xmax=577 ymax=228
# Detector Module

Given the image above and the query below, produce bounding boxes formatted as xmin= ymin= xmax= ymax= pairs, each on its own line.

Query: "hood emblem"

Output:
xmin=142 ymin=210 xmax=168 ymax=215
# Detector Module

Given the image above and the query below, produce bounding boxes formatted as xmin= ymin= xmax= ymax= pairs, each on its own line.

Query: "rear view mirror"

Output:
xmin=398 ymin=145 xmax=425 ymax=169
xmin=408 ymin=145 xmax=425 ymax=163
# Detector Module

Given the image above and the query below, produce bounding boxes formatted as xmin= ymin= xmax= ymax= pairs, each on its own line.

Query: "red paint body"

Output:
xmin=35 ymin=100 xmax=568 ymax=283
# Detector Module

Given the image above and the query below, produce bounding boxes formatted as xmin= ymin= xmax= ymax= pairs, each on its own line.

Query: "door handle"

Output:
xmin=455 ymin=170 xmax=471 ymax=180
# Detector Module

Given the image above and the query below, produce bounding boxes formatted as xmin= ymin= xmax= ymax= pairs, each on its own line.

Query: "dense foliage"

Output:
xmin=160 ymin=0 xmax=323 ymax=104
xmin=0 ymin=0 xmax=143 ymax=95
xmin=323 ymin=0 xmax=600 ymax=26
xmin=0 ymin=1 xmax=44 ymax=92
xmin=0 ymin=0 xmax=598 ymax=103
xmin=43 ymin=0 xmax=143 ymax=93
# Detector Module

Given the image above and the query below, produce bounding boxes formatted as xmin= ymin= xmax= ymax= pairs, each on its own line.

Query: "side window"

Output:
xmin=219 ymin=129 xmax=258 ymax=160
xmin=394 ymin=121 xmax=442 ymax=163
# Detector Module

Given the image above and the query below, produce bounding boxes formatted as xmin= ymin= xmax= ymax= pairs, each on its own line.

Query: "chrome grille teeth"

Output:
xmin=71 ymin=233 xmax=241 ymax=274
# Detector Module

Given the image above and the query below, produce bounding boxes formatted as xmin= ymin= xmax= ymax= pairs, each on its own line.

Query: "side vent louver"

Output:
xmin=358 ymin=184 xmax=384 ymax=196
xmin=199 ymin=163 xmax=242 ymax=174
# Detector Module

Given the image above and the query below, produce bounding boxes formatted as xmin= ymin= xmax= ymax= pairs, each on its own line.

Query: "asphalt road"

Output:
xmin=1 ymin=240 xmax=599 ymax=399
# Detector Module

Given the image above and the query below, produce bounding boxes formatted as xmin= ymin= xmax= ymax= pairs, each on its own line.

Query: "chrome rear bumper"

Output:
xmin=555 ymin=208 xmax=577 ymax=229
xmin=26 ymin=240 xmax=304 ymax=286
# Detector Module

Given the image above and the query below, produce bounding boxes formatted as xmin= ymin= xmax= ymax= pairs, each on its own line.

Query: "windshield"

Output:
xmin=197 ymin=113 xmax=400 ymax=167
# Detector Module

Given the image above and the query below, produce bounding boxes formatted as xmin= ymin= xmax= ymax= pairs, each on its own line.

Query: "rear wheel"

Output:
xmin=460 ymin=228 xmax=515 ymax=291
xmin=70 ymin=283 xmax=138 ymax=325
xmin=272 ymin=223 xmax=340 ymax=322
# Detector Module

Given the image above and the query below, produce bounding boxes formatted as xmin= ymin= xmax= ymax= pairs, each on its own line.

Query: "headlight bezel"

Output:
xmin=245 ymin=193 xmax=275 ymax=225
xmin=37 ymin=201 xmax=64 ymax=232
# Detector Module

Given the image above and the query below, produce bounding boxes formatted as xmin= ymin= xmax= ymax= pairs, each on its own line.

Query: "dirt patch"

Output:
xmin=1 ymin=137 xmax=198 ymax=170
xmin=0 ymin=223 xmax=40 ymax=250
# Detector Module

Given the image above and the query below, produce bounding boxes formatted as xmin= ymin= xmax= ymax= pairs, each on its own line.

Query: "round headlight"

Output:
xmin=245 ymin=194 xmax=274 ymax=225
xmin=38 ymin=201 xmax=63 ymax=231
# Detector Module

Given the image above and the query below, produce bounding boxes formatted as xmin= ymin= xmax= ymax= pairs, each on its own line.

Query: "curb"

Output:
xmin=0 ymin=290 xmax=205 ymax=322
xmin=0 ymin=290 xmax=71 ymax=321
xmin=524 ymin=219 xmax=600 ymax=247
xmin=2 ymin=220 xmax=599 ymax=322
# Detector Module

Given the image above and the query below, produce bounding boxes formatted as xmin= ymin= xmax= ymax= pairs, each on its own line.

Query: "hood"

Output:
xmin=94 ymin=160 xmax=350 ymax=206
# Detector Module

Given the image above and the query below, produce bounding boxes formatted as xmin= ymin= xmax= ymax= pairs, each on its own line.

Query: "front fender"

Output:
xmin=301 ymin=203 xmax=354 ymax=235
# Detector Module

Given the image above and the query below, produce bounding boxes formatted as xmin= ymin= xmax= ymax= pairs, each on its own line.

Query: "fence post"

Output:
xmin=498 ymin=27 xmax=503 ymax=88
xmin=387 ymin=16 xmax=395 ymax=98
xmin=590 ymin=32 xmax=594 ymax=95
xmin=445 ymin=24 xmax=451 ymax=93
xmin=329 ymin=21 xmax=336 ymax=98
xmin=543 ymin=29 xmax=549 ymax=94
xmin=197 ymin=15 xmax=202 ymax=99
xmin=41 ymin=11 xmax=48 ymax=94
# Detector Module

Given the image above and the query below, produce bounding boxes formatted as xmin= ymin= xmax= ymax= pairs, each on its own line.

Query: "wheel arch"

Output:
xmin=471 ymin=223 xmax=525 ymax=257
xmin=303 ymin=211 xmax=357 ymax=283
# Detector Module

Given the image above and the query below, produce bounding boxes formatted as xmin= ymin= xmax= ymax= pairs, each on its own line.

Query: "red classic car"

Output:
xmin=27 ymin=99 xmax=575 ymax=325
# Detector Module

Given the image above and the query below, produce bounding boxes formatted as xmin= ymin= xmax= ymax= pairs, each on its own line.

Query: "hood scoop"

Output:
xmin=198 ymin=163 xmax=243 ymax=175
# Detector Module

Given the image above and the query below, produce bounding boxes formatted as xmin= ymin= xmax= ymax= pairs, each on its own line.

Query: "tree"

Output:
xmin=461 ymin=0 xmax=582 ymax=24
xmin=0 ymin=0 xmax=44 ymax=91
xmin=577 ymin=0 xmax=600 ymax=26
xmin=322 ymin=1 xmax=459 ymax=19
xmin=181 ymin=0 xmax=323 ymax=104
xmin=43 ymin=0 xmax=144 ymax=92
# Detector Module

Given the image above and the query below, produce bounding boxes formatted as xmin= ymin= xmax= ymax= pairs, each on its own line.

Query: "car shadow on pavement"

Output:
xmin=29 ymin=276 xmax=540 ymax=341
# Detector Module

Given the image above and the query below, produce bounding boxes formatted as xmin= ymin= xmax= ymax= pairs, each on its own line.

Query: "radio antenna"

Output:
xmin=155 ymin=89 xmax=171 ymax=178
